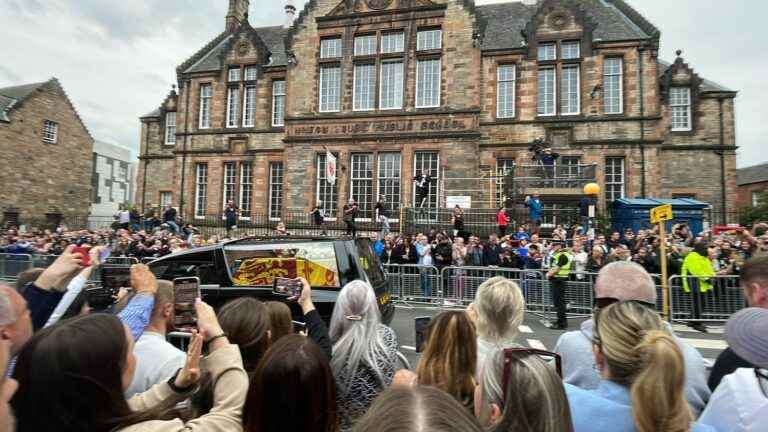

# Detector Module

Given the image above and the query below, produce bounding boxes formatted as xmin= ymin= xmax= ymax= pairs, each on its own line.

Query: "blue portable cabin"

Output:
xmin=610 ymin=198 xmax=709 ymax=235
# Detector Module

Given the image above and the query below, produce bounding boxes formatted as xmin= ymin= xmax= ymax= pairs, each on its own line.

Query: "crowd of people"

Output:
xmin=1 ymin=243 xmax=766 ymax=432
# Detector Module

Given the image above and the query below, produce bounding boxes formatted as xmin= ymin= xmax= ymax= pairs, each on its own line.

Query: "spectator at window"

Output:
xmin=699 ymin=307 xmax=768 ymax=432
xmin=475 ymin=347 xmax=573 ymax=432
xmin=709 ymin=255 xmax=768 ymax=390
xmin=555 ymin=262 xmax=711 ymax=416
xmin=565 ymin=301 xmax=714 ymax=432
xmin=124 ymin=280 xmax=185 ymax=398
xmin=354 ymin=386 xmax=483 ymax=432
xmin=394 ymin=311 xmax=477 ymax=412
xmin=330 ymin=280 xmax=398 ymax=431
xmin=244 ymin=334 xmax=338 ymax=432
xmin=467 ymin=277 xmax=525 ymax=377
xmin=11 ymin=302 xmax=248 ymax=431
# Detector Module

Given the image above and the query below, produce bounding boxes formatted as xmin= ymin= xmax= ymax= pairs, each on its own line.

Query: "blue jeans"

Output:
xmin=165 ymin=221 xmax=180 ymax=233
xmin=420 ymin=270 xmax=432 ymax=300
xmin=379 ymin=216 xmax=390 ymax=237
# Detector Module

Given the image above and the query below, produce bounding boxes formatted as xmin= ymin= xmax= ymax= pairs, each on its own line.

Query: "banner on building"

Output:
xmin=326 ymin=151 xmax=337 ymax=185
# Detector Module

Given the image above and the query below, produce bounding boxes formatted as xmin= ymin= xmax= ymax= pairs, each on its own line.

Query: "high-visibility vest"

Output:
xmin=553 ymin=251 xmax=572 ymax=279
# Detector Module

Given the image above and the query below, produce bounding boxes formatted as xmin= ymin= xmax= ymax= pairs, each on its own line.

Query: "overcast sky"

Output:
xmin=0 ymin=0 xmax=764 ymax=167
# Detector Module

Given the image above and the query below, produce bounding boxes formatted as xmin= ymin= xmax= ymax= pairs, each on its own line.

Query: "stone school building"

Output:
xmin=135 ymin=0 xmax=738 ymax=225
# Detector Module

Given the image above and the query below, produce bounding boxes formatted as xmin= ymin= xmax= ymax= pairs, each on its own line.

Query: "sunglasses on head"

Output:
xmin=593 ymin=297 xmax=656 ymax=310
xmin=501 ymin=348 xmax=562 ymax=403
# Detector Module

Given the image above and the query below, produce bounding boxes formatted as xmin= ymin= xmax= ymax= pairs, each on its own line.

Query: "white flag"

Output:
xmin=326 ymin=151 xmax=337 ymax=185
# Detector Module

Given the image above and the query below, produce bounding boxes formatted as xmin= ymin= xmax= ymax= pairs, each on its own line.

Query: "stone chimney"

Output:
xmin=284 ymin=0 xmax=296 ymax=29
xmin=226 ymin=0 xmax=250 ymax=32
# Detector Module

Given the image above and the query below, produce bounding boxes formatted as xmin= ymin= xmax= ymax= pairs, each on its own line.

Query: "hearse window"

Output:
xmin=355 ymin=239 xmax=385 ymax=285
xmin=224 ymin=243 xmax=340 ymax=288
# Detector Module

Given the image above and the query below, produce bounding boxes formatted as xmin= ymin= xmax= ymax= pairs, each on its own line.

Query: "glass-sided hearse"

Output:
xmin=147 ymin=236 xmax=394 ymax=324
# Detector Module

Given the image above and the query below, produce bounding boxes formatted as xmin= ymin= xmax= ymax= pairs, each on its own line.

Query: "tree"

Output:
xmin=739 ymin=191 xmax=768 ymax=227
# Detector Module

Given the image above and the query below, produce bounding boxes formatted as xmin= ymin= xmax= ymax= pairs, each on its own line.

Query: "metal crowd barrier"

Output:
xmin=382 ymin=264 xmax=744 ymax=323
xmin=0 ymin=253 xmax=33 ymax=281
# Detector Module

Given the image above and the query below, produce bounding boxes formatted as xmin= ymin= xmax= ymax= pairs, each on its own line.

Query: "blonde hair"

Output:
xmin=416 ymin=311 xmax=476 ymax=408
xmin=475 ymin=277 xmax=526 ymax=343
xmin=594 ymin=302 xmax=692 ymax=432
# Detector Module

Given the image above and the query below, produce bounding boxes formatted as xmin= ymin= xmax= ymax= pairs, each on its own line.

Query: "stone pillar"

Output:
xmin=45 ymin=208 xmax=64 ymax=230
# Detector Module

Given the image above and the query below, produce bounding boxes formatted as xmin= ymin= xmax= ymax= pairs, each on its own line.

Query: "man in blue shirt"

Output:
xmin=525 ymin=193 xmax=543 ymax=233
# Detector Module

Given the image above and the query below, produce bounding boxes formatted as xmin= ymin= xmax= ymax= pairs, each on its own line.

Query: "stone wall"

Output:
xmin=0 ymin=82 xmax=93 ymax=219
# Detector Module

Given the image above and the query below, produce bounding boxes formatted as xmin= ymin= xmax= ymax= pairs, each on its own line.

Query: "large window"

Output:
xmin=240 ymin=163 xmax=252 ymax=216
xmin=244 ymin=65 xmax=257 ymax=81
xmin=350 ymin=154 xmax=374 ymax=219
xmin=194 ymin=163 xmax=208 ymax=218
xmin=242 ymin=85 xmax=256 ymax=127
xmin=538 ymin=43 xmax=556 ymax=61
xmin=753 ymin=191 xmax=764 ymax=207
xmin=605 ymin=157 xmax=625 ymax=203
xmin=496 ymin=158 xmax=515 ymax=206
xmin=381 ymin=32 xmax=404 ymax=54
xmin=222 ymin=162 xmax=236 ymax=209
xmin=353 ymin=63 xmax=376 ymax=111
xmin=416 ymin=58 xmax=441 ymax=108
xmin=228 ymin=67 xmax=241 ymax=82
xmin=320 ymin=38 xmax=342 ymax=59
xmin=272 ymin=80 xmax=286 ymax=127
xmin=560 ymin=156 xmax=581 ymax=178
xmin=538 ymin=67 xmax=556 ymax=116
xmin=226 ymin=87 xmax=240 ymax=128
xmin=413 ymin=152 xmax=440 ymax=208
xmin=378 ymin=153 xmax=401 ymax=218
xmin=159 ymin=191 xmax=172 ymax=209
xmin=355 ymin=35 xmax=376 ymax=56
xmin=269 ymin=162 xmax=284 ymax=220
xmin=497 ymin=64 xmax=516 ymax=119
xmin=42 ymin=120 xmax=58 ymax=144
xmin=603 ymin=58 xmax=623 ymax=114
xmin=319 ymin=65 xmax=341 ymax=112
xmin=380 ymin=61 xmax=404 ymax=109
xmin=561 ymin=41 xmax=580 ymax=60
xmin=199 ymin=84 xmax=212 ymax=129
xmin=670 ymin=87 xmax=692 ymax=131
xmin=164 ymin=112 xmax=176 ymax=145
xmin=561 ymin=65 xmax=580 ymax=115
xmin=417 ymin=29 xmax=442 ymax=51
xmin=316 ymin=153 xmax=338 ymax=218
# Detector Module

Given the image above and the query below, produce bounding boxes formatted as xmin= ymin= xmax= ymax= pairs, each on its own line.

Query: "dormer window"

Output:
xmin=538 ymin=43 xmax=556 ymax=61
xmin=670 ymin=87 xmax=692 ymax=131
xmin=244 ymin=65 xmax=257 ymax=81
xmin=228 ymin=67 xmax=241 ymax=82
xmin=320 ymin=37 xmax=342 ymax=59
xmin=562 ymin=41 xmax=580 ymax=59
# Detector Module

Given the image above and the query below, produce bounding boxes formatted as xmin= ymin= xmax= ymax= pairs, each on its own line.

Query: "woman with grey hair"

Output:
xmin=468 ymin=276 xmax=526 ymax=376
xmin=330 ymin=280 xmax=398 ymax=431
xmin=475 ymin=347 xmax=573 ymax=432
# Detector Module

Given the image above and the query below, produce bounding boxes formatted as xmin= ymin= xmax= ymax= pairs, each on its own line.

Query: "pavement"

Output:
xmin=389 ymin=305 xmax=728 ymax=370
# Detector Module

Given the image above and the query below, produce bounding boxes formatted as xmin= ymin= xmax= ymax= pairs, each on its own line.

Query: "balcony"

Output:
xmin=504 ymin=163 xmax=598 ymax=196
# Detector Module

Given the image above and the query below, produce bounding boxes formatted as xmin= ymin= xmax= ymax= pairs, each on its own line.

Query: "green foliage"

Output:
xmin=739 ymin=191 xmax=768 ymax=227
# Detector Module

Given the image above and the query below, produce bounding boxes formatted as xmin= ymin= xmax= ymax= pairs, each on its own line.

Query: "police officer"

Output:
xmin=546 ymin=240 xmax=572 ymax=329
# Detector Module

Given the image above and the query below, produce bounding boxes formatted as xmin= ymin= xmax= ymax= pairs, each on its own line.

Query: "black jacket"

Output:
xmin=484 ymin=243 xmax=502 ymax=266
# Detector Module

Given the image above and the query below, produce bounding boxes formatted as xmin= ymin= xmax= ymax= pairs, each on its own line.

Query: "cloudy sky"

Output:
xmin=0 ymin=0 xmax=764 ymax=167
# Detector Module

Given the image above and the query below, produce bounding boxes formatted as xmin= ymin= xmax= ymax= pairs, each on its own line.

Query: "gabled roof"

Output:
xmin=737 ymin=163 xmax=768 ymax=186
xmin=179 ymin=26 xmax=288 ymax=74
xmin=658 ymin=60 xmax=735 ymax=93
xmin=0 ymin=78 xmax=94 ymax=140
xmin=0 ymin=81 xmax=49 ymax=122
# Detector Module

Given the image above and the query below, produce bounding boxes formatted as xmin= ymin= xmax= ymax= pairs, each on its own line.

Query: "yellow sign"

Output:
xmin=650 ymin=204 xmax=673 ymax=224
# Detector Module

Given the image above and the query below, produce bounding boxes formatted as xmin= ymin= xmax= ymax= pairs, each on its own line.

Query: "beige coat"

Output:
xmin=118 ymin=343 xmax=248 ymax=432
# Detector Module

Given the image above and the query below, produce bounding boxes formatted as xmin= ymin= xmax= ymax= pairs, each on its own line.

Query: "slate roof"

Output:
xmin=737 ymin=163 xmax=768 ymax=186
xmin=181 ymin=26 xmax=288 ymax=74
xmin=658 ymin=60 xmax=735 ymax=93
xmin=0 ymin=81 xmax=48 ymax=122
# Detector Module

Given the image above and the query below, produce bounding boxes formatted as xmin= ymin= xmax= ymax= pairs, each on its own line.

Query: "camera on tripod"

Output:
xmin=529 ymin=138 xmax=548 ymax=162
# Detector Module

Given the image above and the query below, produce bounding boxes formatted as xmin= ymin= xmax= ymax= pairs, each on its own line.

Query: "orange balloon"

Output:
xmin=583 ymin=183 xmax=601 ymax=195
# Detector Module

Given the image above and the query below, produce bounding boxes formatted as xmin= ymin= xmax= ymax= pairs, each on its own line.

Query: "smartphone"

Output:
xmin=86 ymin=286 xmax=117 ymax=311
xmin=272 ymin=278 xmax=303 ymax=297
xmin=72 ymin=246 xmax=92 ymax=267
xmin=173 ymin=277 xmax=201 ymax=331
xmin=415 ymin=316 xmax=432 ymax=353
xmin=292 ymin=320 xmax=307 ymax=334
xmin=101 ymin=267 xmax=131 ymax=294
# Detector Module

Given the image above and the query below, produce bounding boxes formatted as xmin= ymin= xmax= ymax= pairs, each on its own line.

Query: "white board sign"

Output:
xmin=446 ymin=196 xmax=471 ymax=209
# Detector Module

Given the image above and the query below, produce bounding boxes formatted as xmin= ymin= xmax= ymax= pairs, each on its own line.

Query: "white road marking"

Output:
xmin=401 ymin=345 xmax=416 ymax=351
xmin=519 ymin=325 xmax=533 ymax=334
xmin=685 ymin=339 xmax=729 ymax=350
xmin=527 ymin=339 xmax=547 ymax=350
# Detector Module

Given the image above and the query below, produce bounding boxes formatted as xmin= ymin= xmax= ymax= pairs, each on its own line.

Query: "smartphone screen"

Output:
xmin=101 ymin=267 xmax=131 ymax=294
xmin=173 ymin=277 xmax=200 ymax=331
xmin=272 ymin=278 xmax=302 ymax=297
xmin=415 ymin=317 xmax=431 ymax=353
